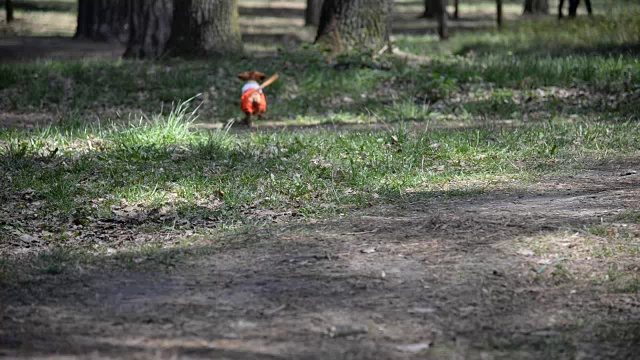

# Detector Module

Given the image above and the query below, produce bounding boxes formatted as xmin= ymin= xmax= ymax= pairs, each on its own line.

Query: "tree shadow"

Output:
xmin=2 ymin=158 xmax=639 ymax=358
xmin=0 ymin=37 xmax=125 ymax=63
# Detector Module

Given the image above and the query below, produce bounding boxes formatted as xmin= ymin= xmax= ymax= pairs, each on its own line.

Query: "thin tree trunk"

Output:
xmin=124 ymin=0 xmax=174 ymax=59
xmin=421 ymin=0 xmax=436 ymax=18
xmin=497 ymin=0 xmax=503 ymax=29
xmin=453 ymin=0 xmax=459 ymax=19
xmin=567 ymin=0 xmax=591 ymax=17
xmin=315 ymin=0 xmax=392 ymax=53
xmin=166 ymin=0 xmax=242 ymax=57
xmin=435 ymin=0 xmax=448 ymax=40
xmin=5 ymin=0 xmax=14 ymax=23
xmin=305 ymin=0 xmax=323 ymax=26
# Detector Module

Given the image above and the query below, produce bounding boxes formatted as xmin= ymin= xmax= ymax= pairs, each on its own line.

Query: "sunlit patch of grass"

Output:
xmin=3 ymin=5 xmax=639 ymax=125
xmin=2 ymin=102 xmax=640 ymax=252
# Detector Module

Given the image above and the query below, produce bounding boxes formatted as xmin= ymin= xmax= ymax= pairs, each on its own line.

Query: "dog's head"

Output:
xmin=238 ymin=71 xmax=266 ymax=82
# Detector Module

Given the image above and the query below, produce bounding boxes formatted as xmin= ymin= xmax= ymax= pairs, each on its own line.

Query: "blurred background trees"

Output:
xmin=1 ymin=0 xmax=607 ymax=59
xmin=315 ymin=0 xmax=393 ymax=51
xmin=305 ymin=0 xmax=323 ymax=26
xmin=4 ymin=0 xmax=13 ymax=22
xmin=523 ymin=0 xmax=549 ymax=14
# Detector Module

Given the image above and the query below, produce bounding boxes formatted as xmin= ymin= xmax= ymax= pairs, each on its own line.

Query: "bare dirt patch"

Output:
xmin=1 ymin=161 xmax=639 ymax=359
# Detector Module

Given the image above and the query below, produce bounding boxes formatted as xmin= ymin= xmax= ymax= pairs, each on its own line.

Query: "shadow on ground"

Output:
xmin=1 ymin=160 xmax=639 ymax=359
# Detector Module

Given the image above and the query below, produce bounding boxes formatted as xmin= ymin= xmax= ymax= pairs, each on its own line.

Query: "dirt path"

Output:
xmin=2 ymin=163 xmax=639 ymax=359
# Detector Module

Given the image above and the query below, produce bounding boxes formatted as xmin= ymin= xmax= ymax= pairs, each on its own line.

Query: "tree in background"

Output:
xmin=75 ymin=0 xmax=129 ymax=41
xmin=434 ymin=0 xmax=448 ymax=39
xmin=315 ymin=0 xmax=392 ymax=52
xmin=166 ymin=0 xmax=242 ymax=57
xmin=75 ymin=0 xmax=241 ymax=59
xmin=422 ymin=0 xmax=458 ymax=20
xmin=123 ymin=0 xmax=174 ymax=58
xmin=421 ymin=0 xmax=436 ymax=18
xmin=5 ymin=0 xmax=14 ymax=23
xmin=523 ymin=0 xmax=549 ymax=14
xmin=559 ymin=0 xmax=592 ymax=18
xmin=453 ymin=0 xmax=459 ymax=19
xmin=305 ymin=0 xmax=324 ymax=26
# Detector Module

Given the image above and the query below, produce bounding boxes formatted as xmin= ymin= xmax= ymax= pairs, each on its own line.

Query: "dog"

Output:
xmin=238 ymin=71 xmax=279 ymax=127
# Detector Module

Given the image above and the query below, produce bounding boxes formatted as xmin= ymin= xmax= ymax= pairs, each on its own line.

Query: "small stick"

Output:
xmin=259 ymin=74 xmax=279 ymax=90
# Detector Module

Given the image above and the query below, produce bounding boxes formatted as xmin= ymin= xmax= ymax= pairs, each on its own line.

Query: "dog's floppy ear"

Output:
xmin=255 ymin=72 xmax=267 ymax=81
xmin=238 ymin=71 xmax=253 ymax=81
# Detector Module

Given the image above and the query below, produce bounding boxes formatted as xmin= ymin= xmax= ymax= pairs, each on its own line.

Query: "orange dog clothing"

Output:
xmin=240 ymin=83 xmax=267 ymax=116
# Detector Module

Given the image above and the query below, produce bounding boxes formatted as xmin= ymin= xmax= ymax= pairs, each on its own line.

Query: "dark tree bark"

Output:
xmin=434 ymin=0 xmax=448 ymax=40
xmin=315 ymin=0 xmax=392 ymax=52
xmin=305 ymin=0 xmax=324 ymax=26
xmin=124 ymin=0 xmax=174 ymax=59
xmin=165 ymin=0 xmax=242 ymax=57
xmin=523 ymin=0 xmax=548 ymax=14
xmin=421 ymin=0 xmax=436 ymax=18
xmin=560 ymin=0 xmax=592 ymax=17
xmin=5 ymin=0 xmax=14 ymax=23
xmin=497 ymin=0 xmax=503 ymax=29
xmin=453 ymin=0 xmax=459 ymax=19
xmin=75 ymin=0 xmax=129 ymax=42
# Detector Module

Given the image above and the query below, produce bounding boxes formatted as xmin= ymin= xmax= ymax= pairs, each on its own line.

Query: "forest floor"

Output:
xmin=1 ymin=0 xmax=640 ymax=359
xmin=2 ymin=160 xmax=640 ymax=359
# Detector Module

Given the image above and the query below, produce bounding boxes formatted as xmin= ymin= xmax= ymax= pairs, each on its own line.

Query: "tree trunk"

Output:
xmin=166 ymin=0 xmax=242 ymax=57
xmin=315 ymin=0 xmax=392 ymax=52
xmin=421 ymin=0 xmax=436 ymax=18
xmin=523 ymin=0 xmax=548 ymax=14
xmin=5 ymin=0 xmax=14 ymax=23
xmin=453 ymin=0 xmax=459 ymax=19
xmin=434 ymin=0 xmax=448 ymax=40
xmin=75 ymin=0 xmax=129 ymax=42
xmin=497 ymin=0 xmax=503 ymax=28
xmin=305 ymin=0 xmax=324 ymax=26
xmin=123 ymin=0 xmax=174 ymax=59
xmin=566 ymin=0 xmax=591 ymax=17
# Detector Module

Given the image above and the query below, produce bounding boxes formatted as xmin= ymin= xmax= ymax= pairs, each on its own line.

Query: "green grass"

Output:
xmin=2 ymin=6 xmax=639 ymax=124
xmin=1 ymin=0 xmax=639 ymax=256
xmin=2 ymin=103 xmax=639 ymax=244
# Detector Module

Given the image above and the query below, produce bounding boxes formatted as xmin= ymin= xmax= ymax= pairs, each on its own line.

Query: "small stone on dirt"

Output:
xmin=408 ymin=307 xmax=436 ymax=314
xmin=18 ymin=234 xmax=40 ymax=244
xmin=361 ymin=247 xmax=377 ymax=254
xmin=620 ymin=170 xmax=637 ymax=176
xmin=327 ymin=324 xmax=368 ymax=338
xmin=395 ymin=342 xmax=432 ymax=353
xmin=516 ymin=249 xmax=535 ymax=256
